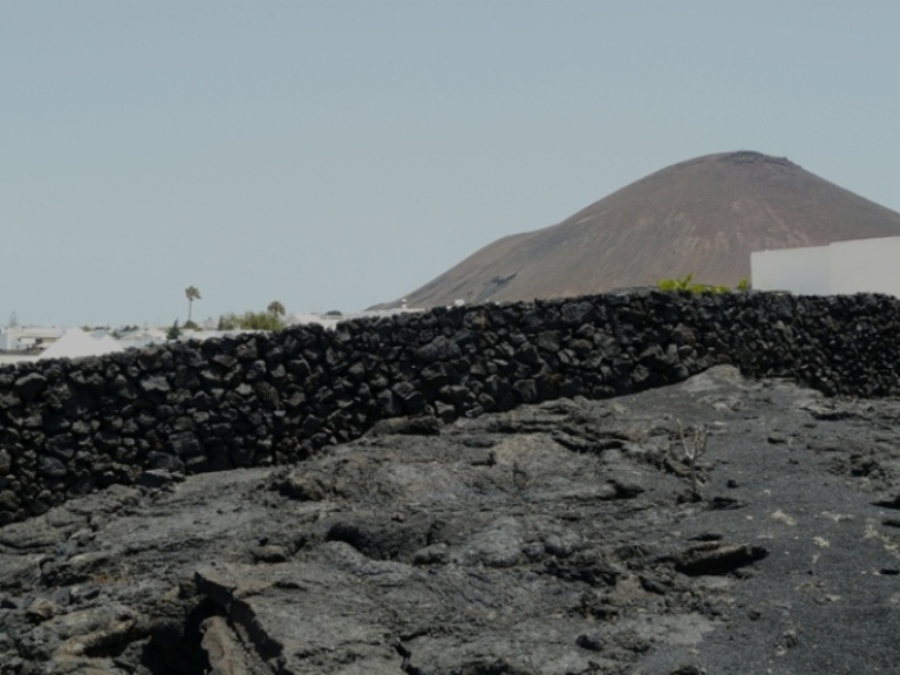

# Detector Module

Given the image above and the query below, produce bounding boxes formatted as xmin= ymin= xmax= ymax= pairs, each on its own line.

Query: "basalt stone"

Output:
xmin=560 ymin=301 xmax=595 ymax=326
xmin=436 ymin=385 xmax=468 ymax=406
xmin=389 ymin=380 xmax=415 ymax=400
xmin=450 ymin=327 xmax=478 ymax=348
xmin=575 ymin=323 xmax=597 ymax=340
xmin=62 ymin=389 xmax=97 ymax=417
xmin=0 ymin=423 xmax=20 ymax=447
xmin=109 ymin=375 xmax=138 ymax=400
xmin=312 ymin=386 xmax=335 ymax=406
xmin=234 ymin=383 xmax=253 ymax=398
xmin=415 ymin=336 xmax=462 ymax=363
xmin=462 ymin=309 xmax=491 ymax=329
xmin=68 ymin=370 xmax=106 ymax=397
xmin=14 ymin=373 xmax=47 ymax=400
xmin=137 ymin=348 xmax=164 ymax=372
xmin=208 ymin=423 xmax=233 ymax=438
xmin=511 ymin=360 xmax=533 ymax=381
xmin=0 ymin=390 xmax=22 ymax=409
xmin=45 ymin=434 xmax=76 ymax=461
xmin=265 ymin=343 xmax=286 ymax=363
xmin=70 ymin=420 xmax=92 ymax=437
xmin=211 ymin=353 xmax=238 ymax=370
xmin=535 ymin=330 xmax=561 ymax=353
xmin=254 ymin=382 xmax=281 ymax=409
xmin=300 ymin=415 xmax=325 ymax=437
xmin=169 ymin=432 xmax=202 ymax=458
xmin=234 ymin=340 xmax=259 ymax=362
xmin=514 ymin=343 xmax=543 ymax=366
xmin=477 ymin=393 xmax=497 ymax=412
xmin=141 ymin=376 xmax=171 ymax=395
xmin=512 ymin=379 xmax=538 ymax=403
xmin=185 ymin=455 xmax=210 ymax=473
xmin=242 ymin=359 xmax=265 ymax=382
xmin=402 ymin=390 xmax=427 ymax=415
xmin=535 ymin=372 xmax=560 ymax=400
xmin=181 ymin=346 xmax=207 ymax=369
xmin=147 ymin=451 xmax=185 ymax=473
xmin=508 ymin=331 xmax=528 ymax=347
xmin=172 ymin=364 xmax=201 ymax=389
xmin=192 ymin=390 xmax=216 ymax=411
xmin=173 ymin=416 xmax=195 ymax=432
xmin=377 ymin=389 xmax=403 ymax=417
xmin=639 ymin=344 xmax=669 ymax=369
xmin=38 ymin=455 xmax=67 ymax=479
xmin=114 ymin=440 xmax=138 ymax=464
xmin=568 ymin=339 xmax=593 ymax=356
xmin=0 ymin=489 xmax=19 ymax=512
xmin=22 ymin=412 xmax=42 ymax=429
xmin=122 ymin=418 xmax=140 ymax=436
xmin=671 ymin=323 xmax=697 ymax=345
xmin=284 ymin=390 xmax=308 ymax=409
xmin=286 ymin=357 xmax=311 ymax=378
xmin=44 ymin=381 xmax=72 ymax=410
xmin=559 ymin=376 xmax=585 ymax=398
xmin=435 ymin=400 xmax=457 ymax=423
xmin=326 ymin=346 xmax=352 ymax=370
xmin=420 ymin=362 xmax=449 ymax=388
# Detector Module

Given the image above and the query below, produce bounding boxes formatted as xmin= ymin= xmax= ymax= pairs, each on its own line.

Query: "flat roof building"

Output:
xmin=751 ymin=236 xmax=900 ymax=297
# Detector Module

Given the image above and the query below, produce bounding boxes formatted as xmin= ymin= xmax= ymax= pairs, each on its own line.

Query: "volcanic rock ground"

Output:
xmin=2 ymin=366 xmax=900 ymax=674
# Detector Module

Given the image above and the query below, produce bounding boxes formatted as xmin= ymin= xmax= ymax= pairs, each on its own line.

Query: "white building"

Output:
xmin=0 ymin=326 xmax=64 ymax=351
xmin=751 ymin=236 xmax=900 ymax=297
xmin=38 ymin=327 xmax=123 ymax=360
xmin=288 ymin=305 xmax=426 ymax=330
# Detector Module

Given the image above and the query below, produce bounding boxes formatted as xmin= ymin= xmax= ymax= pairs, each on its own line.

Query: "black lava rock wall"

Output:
xmin=1 ymin=291 xmax=899 ymax=524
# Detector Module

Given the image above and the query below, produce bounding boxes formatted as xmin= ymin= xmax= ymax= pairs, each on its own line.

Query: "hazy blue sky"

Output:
xmin=3 ymin=1 xmax=899 ymax=327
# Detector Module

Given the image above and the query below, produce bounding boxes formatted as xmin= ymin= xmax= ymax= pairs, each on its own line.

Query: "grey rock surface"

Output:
xmin=2 ymin=366 xmax=900 ymax=674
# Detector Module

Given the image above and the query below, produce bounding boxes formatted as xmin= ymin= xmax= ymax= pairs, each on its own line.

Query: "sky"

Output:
xmin=3 ymin=1 xmax=899 ymax=327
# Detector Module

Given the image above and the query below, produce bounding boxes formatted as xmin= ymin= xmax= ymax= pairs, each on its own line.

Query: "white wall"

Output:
xmin=0 ymin=327 xmax=65 ymax=351
xmin=829 ymin=237 xmax=900 ymax=296
xmin=751 ymin=236 xmax=900 ymax=298
xmin=751 ymin=245 xmax=831 ymax=295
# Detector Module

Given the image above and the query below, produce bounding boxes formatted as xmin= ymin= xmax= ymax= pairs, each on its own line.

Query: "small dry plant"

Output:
xmin=674 ymin=419 xmax=709 ymax=501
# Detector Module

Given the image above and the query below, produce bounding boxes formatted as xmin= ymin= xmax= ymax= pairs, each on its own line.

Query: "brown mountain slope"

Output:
xmin=391 ymin=151 xmax=900 ymax=308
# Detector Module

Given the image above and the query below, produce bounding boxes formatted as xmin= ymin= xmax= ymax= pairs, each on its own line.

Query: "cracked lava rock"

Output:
xmin=2 ymin=366 xmax=900 ymax=674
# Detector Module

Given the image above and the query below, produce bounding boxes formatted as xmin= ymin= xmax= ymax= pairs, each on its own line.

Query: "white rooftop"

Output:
xmin=38 ymin=327 xmax=123 ymax=361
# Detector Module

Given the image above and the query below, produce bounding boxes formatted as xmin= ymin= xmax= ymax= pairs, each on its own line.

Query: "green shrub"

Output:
xmin=657 ymin=273 xmax=750 ymax=294
xmin=217 ymin=311 xmax=285 ymax=331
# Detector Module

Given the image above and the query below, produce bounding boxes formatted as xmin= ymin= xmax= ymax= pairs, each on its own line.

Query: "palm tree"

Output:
xmin=185 ymin=286 xmax=201 ymax=325
xmin=267 ymin=300 xmax=286 ymax=318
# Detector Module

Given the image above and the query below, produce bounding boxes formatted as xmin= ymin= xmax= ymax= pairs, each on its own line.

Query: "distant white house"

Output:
xmin=288 ymin=305 xmax=426 ymax=330
xmin=751 ymin=236 xmax=900 ymax=297
xmin=115 ymin=327 xmax=169 ymax=350
xmin=0 ymin=326 xmax=64 ymax=351
xmin=0 ymin=326 xmax=123 ymax=368
xmin=38 ymin=327 xmax=123 ymax=360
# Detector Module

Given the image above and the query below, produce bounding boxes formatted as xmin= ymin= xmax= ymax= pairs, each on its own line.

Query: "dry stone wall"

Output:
xmin=2 ymin=290 xmax=900 ymax=524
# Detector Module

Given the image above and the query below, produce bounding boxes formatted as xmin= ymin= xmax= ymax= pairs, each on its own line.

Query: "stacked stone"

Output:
xmin=3 ymin=291 xmax=900 ymax=524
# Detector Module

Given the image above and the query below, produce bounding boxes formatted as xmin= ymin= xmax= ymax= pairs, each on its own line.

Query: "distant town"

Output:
xmin=0 ymin=303 xmax=424 ymax=369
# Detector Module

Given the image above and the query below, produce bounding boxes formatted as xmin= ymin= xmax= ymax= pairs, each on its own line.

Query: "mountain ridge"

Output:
xmin=385 ymin=151 xmax=900 ymax=308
